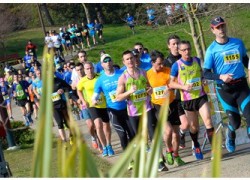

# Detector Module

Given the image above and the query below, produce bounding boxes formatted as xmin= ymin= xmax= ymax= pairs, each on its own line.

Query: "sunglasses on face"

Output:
xmin=102 ymin=58 xmax=112 ymax=63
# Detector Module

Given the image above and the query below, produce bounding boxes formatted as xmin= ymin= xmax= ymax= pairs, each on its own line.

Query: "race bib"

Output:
xmin=109 ymin=90 xmax=117 ymax=103
xmin=27 ymin=59 xmax=31 ymax=63
xmin=76 ymin=33 xmax=81 ymax=36
xmin=96 ymin=96 xmax=104 ymax=105
xmin=51 ymin=92 xmax=61 ymax=102
xmin=132 ymin=89 xmax=147 ymax=102
xmin=16 ymin=90 xmax=25 ymax=97
xmin=66 ymin=40 xmax=71 ymax=43
xmin=54 ymin=44 xmax=60 ymax=48
xmin=3 ymin=95 xmax=9 ymax=100
xmin=56 ymin=63 xmax=61 ymax=69
xmin=187 ymin=77 xmax=201 ymax=91
xmin=223 ymin=50 xmax=240 ymax=65
xmin=153 ymin=86 xmax=167 ymax=99
xmin=37 ymin=88 xmax=42 ymax=94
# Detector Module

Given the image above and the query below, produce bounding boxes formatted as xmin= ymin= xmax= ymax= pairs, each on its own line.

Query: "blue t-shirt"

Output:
xmin=140 ymin=53 xmax=152 ymax=71
xmin=94 ymin=23 xmax=103 ymax=31
xmin=63 ymin=71 xmax=72 ymax=85
xmin=68 ymin=27 xmax=76 ymax=38
xmin=54 ymin=71 xmax=64 ymax=80
xmin=94 ymin=69 xmax=126 ymax=110
xmin=126 ymin=16 xmax=134 ymax=25
xmin=0 ymin=81 xmax=9 ymax=95
xmin=171 ymin=57 xmax=201 ymax=77
xmin=87 ymin=23 xmax=95 ymax=36
xmin=23 ymin=55 xmax=32 ymax=68
xmin=147 ymin=9 xmax=155 ymax=20
xmin=95 ymin=62 xmax=104 ymax=73
xmin=32 ymin=78 xmax=43 ymax=95
xmin=203 ymin=37 xmax=247 ymax=84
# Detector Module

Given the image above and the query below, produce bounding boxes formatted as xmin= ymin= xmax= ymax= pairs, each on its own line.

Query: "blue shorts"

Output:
xmin=3 ymin=99 xmax=10 ymax=106
xmin=80 ymin=108 xmax=92 ymax=121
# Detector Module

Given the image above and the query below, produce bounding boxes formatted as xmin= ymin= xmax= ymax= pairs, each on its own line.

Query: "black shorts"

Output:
xmin=54 ymin=107 xmax=68 ymax=129
xmin=88 ymin=107 xmax=109 ymax=123
xmin=76 ymin=36 xmax=83 ymax=43
xmin=154 ymin=100 xmax=181 ymax=126
xmin=177 ymin=100 xmax=185 ymax=116
xmin=16 ymin=99 xmax=28 ymax=107
xmin=97 ymin=30 xmax=103 ymax=37
xmin=182 ymin=94 xmax=208 ymax=111
xmin=71 ymin=37 xmax=78 ymax=45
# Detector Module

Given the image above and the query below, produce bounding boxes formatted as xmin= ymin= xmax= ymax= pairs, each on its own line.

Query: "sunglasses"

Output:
xmin=102 ymin=58 xmax=112 ymax=63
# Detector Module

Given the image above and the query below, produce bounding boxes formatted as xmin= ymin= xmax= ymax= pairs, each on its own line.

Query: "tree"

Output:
xmin=82 ymin=3 xmax=91 ymax=24
xmin=95 ymin=4 xmax=104 ymax=24
xmin=40 ymin=3 xmax=54 ymax=26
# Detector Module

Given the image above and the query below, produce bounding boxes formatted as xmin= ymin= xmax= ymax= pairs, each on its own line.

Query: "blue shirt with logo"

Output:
xmin=203 ymin=37 xmax=247 ymax=84
xmin=94 ymin=69 xmax=126 ymax=110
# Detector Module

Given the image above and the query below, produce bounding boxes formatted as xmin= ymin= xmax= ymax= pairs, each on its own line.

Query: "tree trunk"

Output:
xmin=191 ymin=4 xmax=206 ymax=61
xmin=82 ymin=3 xmax=91 ymax=24
xmin=40 ymin=3 xmax=54 ymax=26
xmin=95 ymin=4 xmax=104 ymax=24
xmin=186 ymin=3 xmax=204 ymax=61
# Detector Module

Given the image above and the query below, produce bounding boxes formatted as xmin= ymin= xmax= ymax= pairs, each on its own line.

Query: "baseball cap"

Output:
xmin=132 ymin=49 xmax=139 ymax=56
xmin=210 ymin=16 xmax=226 ymax=28
xmin=100 ymin=54 xmax=112 ymax=63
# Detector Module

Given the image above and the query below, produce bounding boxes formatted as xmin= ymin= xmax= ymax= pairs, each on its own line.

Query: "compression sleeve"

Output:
xmin=203 ymin=68 xmax=220 ymax=80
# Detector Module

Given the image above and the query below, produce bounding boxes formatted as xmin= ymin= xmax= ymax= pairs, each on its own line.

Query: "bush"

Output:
xmin=10 ymin=121 xmax=35 ymax=146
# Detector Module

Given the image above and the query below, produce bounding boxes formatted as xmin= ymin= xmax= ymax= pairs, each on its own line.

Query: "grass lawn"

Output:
xmin=3 ymin=6 xmax=250 ymax=67
xmin=4 ymin=141 xmax=113 ymax=177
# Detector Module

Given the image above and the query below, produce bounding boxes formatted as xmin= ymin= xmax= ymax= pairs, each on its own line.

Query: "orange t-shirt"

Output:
xmin=147 ymin=67 xmax=175 ymax=105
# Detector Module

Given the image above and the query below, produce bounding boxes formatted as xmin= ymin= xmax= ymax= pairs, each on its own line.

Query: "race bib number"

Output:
xmin=51 ymin=92 xmax=61 ymax=102
xmin=153 ymin=86 xmax=167 ymax=99
xmin=96 ymin=96 xmax=104 ymax=105
xmin=132 ymin=89 xmax=147 ymax=102
xmin=16 ymin=90 xmax=24 ymax=97
xmin=3 ymin=95 xmax=9 ymax=100
xmin=187 ymin=77 xmax=201 ymax=91
xmin=109 ymin=90 xmax=117 ymax=103
xmin=27 ymin=59 xmax=31 ymax=63
xmin=223 ymin=50 xmax=240 ymax=65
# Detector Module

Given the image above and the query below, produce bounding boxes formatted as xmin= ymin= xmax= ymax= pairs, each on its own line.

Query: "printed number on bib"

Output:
xmin=132 ymin=89 xmax=147 ymax=102
xmin=16 ymin=90 xmax=24 ymax=97
xmin=187 ymin=77 xmax=201 ymax=91
xmin=109 ymin=90 xmax=117 ymax=103
xmin=52 ymin=92 xmax=61 ymax=102
xmin=153 ymin=86 xmax=167 ymax=99
xmin=3 ymin=95 xmax=9 ymax=100
xmin=223 ymin=50 xmax=240 ymax=65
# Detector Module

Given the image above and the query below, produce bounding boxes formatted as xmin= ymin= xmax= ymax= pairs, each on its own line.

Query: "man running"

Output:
xmin=203 ymin=16 xmax=250 ymax=153
xmin=169 ymin=40 xmax=214 ymax=160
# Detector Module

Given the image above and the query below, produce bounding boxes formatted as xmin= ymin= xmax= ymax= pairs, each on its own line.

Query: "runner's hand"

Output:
xmin=220 ymin=74 xmax=233 ymax=83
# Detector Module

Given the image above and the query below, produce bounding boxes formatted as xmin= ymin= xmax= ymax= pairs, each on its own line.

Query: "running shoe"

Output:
xmin=92 ymin=140 xmax=98 ymax=149
xmin=107 ymin=145 xmax=115 ymax=156
xmin=174 ymin=156 xmax=185 ymax=166
xmin=193 ymin=146 xmax=203 ymax=160
xmin=102 ymin=146 xmax=108 ymax=157
xmin=9 ymin=116 xmax=14 ymax=121
xmin=158 ymin=161 xmax=168 ymax=172
xmin=166 ymin=152 xmax=174 ymax=165
xmin=128 ymin=160 xmax=134 ymax=170
xmin=179 ymin=132 xmax=186 ymax=149
xmin=225 ymin=129 xmax=236 ymax=153
xmin=25 ymin=121 xmax=30 ymax=127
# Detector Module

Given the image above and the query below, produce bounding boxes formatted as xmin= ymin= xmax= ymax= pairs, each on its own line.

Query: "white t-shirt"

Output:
xmin=45 ymin=36 xmax=53 ymax=48
xmin=51 ymin=35 xmax=61 ymax=48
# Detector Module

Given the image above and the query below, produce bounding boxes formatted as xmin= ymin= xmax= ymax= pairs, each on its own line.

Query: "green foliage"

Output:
xmin=10 ymin=121 xmax=35 ymax=146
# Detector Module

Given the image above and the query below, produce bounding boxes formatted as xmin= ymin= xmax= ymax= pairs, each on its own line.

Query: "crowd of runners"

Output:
xmin=1 ymin=16 xmax=250 ymax=172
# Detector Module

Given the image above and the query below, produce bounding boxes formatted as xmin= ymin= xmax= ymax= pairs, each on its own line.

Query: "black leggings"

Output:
xmin=107 ymin=108 xmax=134 ymax=150
xmin=128 ymin=108 xmax=157 ymax=141
xmin=54 ymin=107 xmax=69 ymax=129
xmin=216 ymin=78 xmax=250 ymax=136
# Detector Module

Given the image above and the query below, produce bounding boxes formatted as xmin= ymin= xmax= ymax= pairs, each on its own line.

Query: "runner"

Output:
xmin=164 ymin=34 xmax=189 ymax=149
xmin=81 ymin=22 xmax=91 ymax=48
xmin=147 ymin=50 xmax=185 ymax=166
xmin=0 ymin=78 xmax=13 ymax=120
xmin=25 ymin=40 xmax=37 ymax=60
xmin=116 ymin=50 xmax=166 ymax=171
xmin=77 ymin=62 xmax=114 ymax=156
xmin=94 ymin=19 xmax=105 ymax=44
xmin=125 ymin=13 xmax=135 ymax=35
xmin=203 ymin=16 xmax=250 ymax=153
xmin=12 ymin=74 xmax=33 ymax=126
xmin=134 ymin=42 xmax=152 ymax=71
xmin=87 ymin=21 xmax=97 ymax=46
xmin=169 ymin=40 xmax=214 ymax=160
xmin=93 ymin=54 xmax=134 ymax=151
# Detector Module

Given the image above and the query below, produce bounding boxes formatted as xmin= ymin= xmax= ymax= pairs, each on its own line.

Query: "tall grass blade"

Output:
xmin=31 ymin=47 xmax=54 ymax=177
xmin=211 ymin=129 xmax=222 ymax=177
xmin=145 ymin=97 xmax=169 ymax=177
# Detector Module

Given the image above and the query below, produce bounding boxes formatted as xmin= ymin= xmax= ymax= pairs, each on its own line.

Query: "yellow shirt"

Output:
xmin=77 ymin=74 xmax=106 ymax=108
xmin=147 ymin=67 xmax=175 ymax=105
